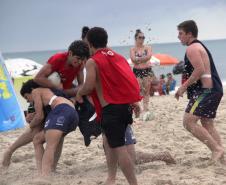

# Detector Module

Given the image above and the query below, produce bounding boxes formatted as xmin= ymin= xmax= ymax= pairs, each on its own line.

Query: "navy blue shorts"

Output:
xmin=101 ymin=104 xmax=133 ymax=148
xmin=44 ymin=104 xmax=79 ymax=134
xmin=185 ymin=88 xmax=223 ymax=118
xmin=125 ymin=125 xmax=136 ymax=145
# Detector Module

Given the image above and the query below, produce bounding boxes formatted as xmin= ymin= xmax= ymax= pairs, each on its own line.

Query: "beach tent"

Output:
xmin=0 ymin=53 xmax=25 ymax=132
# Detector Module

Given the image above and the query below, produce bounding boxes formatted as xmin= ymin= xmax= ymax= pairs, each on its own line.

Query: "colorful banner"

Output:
xmin=0 ymin=53 xmax=25 ymax=132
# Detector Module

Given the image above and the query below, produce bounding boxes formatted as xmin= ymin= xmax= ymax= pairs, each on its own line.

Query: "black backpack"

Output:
xmin=173 ymin=60 xmax=185 ymax=75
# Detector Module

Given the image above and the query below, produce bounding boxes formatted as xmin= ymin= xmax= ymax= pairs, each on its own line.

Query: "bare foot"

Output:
xmin=211 ymin=148 xmax=224 ymax=163
xmin=104 ymin=178 xmax=115 ymax=185
xmin=1 ymin=149 xmax=12 ymax=168
xmin=219 ymin=154 xmax=226 ymax=165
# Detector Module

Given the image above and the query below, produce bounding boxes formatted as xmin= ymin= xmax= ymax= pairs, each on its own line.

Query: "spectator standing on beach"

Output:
xmin=175 ymin=20 xmax=224 ymax=162
xmin=130 ymin=29 xmax=153 ymax=112
xmin=166 ymin=73 xmax=176 ymax=94
xmin=158 ymin=74 xmax=167 ymax=95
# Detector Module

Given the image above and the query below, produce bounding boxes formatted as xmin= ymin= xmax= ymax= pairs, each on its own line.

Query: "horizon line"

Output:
xmin=2 ymin=38 xmax=226 ymax=54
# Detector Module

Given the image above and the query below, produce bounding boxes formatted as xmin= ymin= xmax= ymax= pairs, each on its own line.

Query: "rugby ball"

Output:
xmin=48 ymin=72 xmax=61 ymax=86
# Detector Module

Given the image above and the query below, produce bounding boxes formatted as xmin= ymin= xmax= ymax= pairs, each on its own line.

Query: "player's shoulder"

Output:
xmin=186 ymin=42 xmax=202 ymax=54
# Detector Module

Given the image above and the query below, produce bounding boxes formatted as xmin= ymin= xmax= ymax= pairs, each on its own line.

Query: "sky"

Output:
xmin=0 ymin=0 xmax=226 ymax=52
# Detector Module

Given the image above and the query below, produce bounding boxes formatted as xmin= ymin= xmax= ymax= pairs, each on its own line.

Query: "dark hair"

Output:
xmin=20 ymin=79 xmax=40 ymax=97
xmin=160 ymin=74 xmax=165 ymax=79
xmin=86 ymin=27 xmax=108 ymax=48
xmin=81 ymin=26 xmax=90 ymax=40
xmin=177 ymin=20 xmax=198 ymax=38
xmin=134 ymin=29 xmax=143 ymax=39
xmin=68 ymin=40 xmax=90 ymax=59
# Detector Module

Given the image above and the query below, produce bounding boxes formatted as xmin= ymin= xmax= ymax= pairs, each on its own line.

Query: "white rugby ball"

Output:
xmin=48 ymin=72 xmax=61 ymax=86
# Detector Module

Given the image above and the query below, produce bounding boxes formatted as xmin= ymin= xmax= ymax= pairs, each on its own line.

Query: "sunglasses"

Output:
xmin=137 ymin=36 xmax=145 ymax=40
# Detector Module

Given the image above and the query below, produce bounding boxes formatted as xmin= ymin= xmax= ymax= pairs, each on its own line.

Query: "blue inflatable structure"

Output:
xmin=0 ymin=53 xmax=25 ymax=132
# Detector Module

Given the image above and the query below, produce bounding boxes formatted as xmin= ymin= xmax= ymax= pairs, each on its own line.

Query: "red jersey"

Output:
xmin=91 ymin=48 xmax=142 ymax=120
xmin=47 ymin=52 xmax=81 ymax=89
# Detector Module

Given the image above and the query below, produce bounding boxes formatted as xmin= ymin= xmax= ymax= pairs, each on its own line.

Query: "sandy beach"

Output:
xmin=1 ymin=90 xmax=226 ymax=185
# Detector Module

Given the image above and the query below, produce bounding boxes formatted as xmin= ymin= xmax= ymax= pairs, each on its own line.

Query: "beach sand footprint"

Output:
xmin=12 ymin=153 xmax=33 ymax=163
xmin=96 ymin=180 xmax=104 ymax=185
xmin=63 ymin=160 xmax=73 ymax=166
xmin=155 ymin=179 xmax=173 ymax=185
xmin=181 ymin=160 xmax=193 ymax=167
xmin=68 ymin=167 xmax=80 ymax=175
xmin=195 ymin=161 xmax=214 ymax=169
xmin=27 ymin=178 xmax=51 ymax=185
xmin=136 ymin=162 xmax=164 ymax=174
xmin=215 ymin=167 xmax=226 ymax=175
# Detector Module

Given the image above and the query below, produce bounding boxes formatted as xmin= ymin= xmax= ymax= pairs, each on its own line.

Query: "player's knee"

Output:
xmin=183 ymin=119 xmax=191 ymax=131
xmin=183 ymin=114 xmax=192 ymax=130
xmin=33 ymin=134 xmax=44 ymax=146
xmin=183 ymin=121 xmax=187 ymax=130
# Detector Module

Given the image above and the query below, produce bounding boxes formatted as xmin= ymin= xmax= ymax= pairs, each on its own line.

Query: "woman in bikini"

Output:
xmin=130 ymin=29 xmax=153 ymax=112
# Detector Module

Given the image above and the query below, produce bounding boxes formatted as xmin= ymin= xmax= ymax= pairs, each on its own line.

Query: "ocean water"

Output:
xmin=2 ymin=39 xmax=226 ymax=84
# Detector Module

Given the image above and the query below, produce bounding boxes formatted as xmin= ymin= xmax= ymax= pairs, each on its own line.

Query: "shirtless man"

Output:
xmin=76 ymin=27 xmax=141 ymax=185
xmin=175 ymin=20 xmax=224 ymax=162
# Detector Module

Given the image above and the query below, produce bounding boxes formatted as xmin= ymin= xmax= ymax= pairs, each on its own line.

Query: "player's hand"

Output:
xmin=131 ymin=102 xmax=141 ymax=118
xmin=175 ymin=85 xmax=186 ymax=100
xmin=55 ymin=83 xmax=63 ymax=90
xmin=75 ymin=90 xmax=83 ymax=103
xmin=26 ymin=112 xmax=36 ymax=123
xmin=70 ymin=97 xmax=76 ymax=105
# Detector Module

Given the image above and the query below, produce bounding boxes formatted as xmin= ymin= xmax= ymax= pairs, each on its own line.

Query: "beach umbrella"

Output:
xmin=150 ymin=54 xmax=179 ymax=66
xmin=5 ymin=58 xmax=43 ymax=78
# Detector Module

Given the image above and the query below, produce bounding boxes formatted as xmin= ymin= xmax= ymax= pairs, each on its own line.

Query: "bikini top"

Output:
xmin=135 ymin=49 xmax=147 ymax=58
xmin=43 ymin=88 xmax=70 ymax=116
xmin=48 ymin=95 xmax=57 ymax=106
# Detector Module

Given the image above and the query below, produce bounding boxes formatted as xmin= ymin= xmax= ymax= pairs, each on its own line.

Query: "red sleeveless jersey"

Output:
xmin=47 ymin=52 xmax=81 ymax=89
xmin=91 ymin=48 xmax=142 ymax=120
